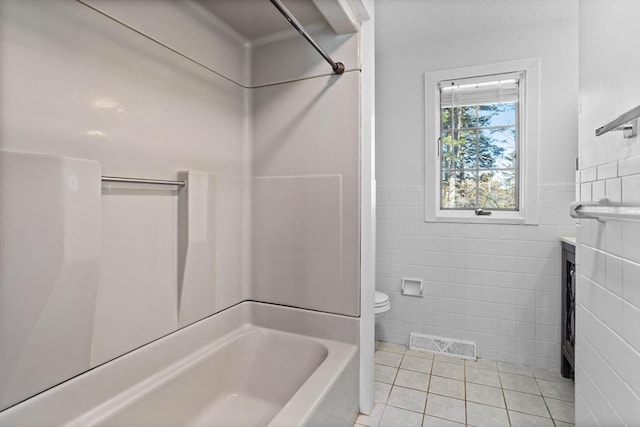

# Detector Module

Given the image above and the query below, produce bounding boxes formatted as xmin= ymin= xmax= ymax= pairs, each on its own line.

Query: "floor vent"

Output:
xmin=409 ymin=332 xmax=477 ymax=360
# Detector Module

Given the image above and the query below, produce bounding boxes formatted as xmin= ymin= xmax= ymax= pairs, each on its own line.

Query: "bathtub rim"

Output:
xmin=267 ymin=333 xmax=357 ymax=427
xmin=67 ymin=325 xmax=353 ymax=427
xmin=0 ymin=301 xmax=359 ymax=427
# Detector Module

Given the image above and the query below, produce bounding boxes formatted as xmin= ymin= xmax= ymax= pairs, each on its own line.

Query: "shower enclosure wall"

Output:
xmin=0 ymin=0 xmax=374 ymax=420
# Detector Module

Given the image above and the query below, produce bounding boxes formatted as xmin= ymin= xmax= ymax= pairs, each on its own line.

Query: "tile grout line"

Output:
xmin=421 ymin=351 xmax=430 ymax=427
xmin=497 ymin=366 xmax=513 ymax=427
xmin=372 ymin=343 xmax=573 ymax=427
xmin=464 ymin=360 xmax=468 ymax=426
xmin=536 ymin=375 xmax=559 ymax=426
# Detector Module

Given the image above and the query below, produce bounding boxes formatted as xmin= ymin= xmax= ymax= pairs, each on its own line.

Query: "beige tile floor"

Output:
xmin=356 ymin=341 xmax=575 ymax=427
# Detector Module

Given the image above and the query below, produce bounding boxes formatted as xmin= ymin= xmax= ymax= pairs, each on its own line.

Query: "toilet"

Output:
xmin=375 ymin=291 xmax=391 ymax=321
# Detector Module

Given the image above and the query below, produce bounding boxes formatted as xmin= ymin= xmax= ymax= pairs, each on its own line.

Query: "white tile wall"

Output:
xmin=575 ymin=152 xmax=640 ymax=425
xmin=375 ymin=184 xmax=575 ymax=370
xmin=575 ymin=1 xmax=640 ymax=419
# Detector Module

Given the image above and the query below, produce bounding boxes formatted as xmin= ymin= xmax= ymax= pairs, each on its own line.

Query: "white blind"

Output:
xmin=439 ymin=73 xmax=521 ymax=108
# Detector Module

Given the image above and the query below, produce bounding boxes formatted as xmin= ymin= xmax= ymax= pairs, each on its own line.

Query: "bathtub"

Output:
xmin=0 ymin=302 xmax=359 ymax=427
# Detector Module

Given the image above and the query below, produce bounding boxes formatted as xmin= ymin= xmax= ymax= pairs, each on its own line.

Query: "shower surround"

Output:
xmin=0 ymin=0 xmax=370 ymax=421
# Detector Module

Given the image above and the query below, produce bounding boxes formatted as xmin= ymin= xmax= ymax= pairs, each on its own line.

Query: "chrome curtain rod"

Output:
xmin=102 ymin=176 xmax=186 ymax=188
xmin=269 ymin=0 xmax=345 ymax=75
xmin=569 ymin=199 xmax=640 ymax=222
xmin=595 ymin=105 xmax=639 ymax=138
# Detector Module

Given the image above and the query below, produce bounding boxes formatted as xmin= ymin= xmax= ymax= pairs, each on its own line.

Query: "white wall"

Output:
xmin=376 ymin=18 xmax=578 ymax=188
xmin=575 ymin=1 xmax=640 ymax=425
xmin=375 ymin=18 xmax=578 ymax=369
xmin=250 ymin=28 xmax=362 ymax=317
xmin=0 ymin=0 xmax=250 ymax=409
xmin=359 ymin=0 xmax=377 ymax=415
xmin=250 ymin=19 xmax=367 ymax=419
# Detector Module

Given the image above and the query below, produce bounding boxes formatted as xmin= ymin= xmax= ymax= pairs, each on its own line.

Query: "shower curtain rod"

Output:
xmin=269 ymin=0 xmax=345 ymax=75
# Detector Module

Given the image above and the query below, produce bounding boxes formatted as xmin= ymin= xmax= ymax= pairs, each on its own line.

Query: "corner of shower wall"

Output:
xmin=248 ymin=24 xmax=362 ymax=318
xmin=247 ymin=7 xmax=374 ymax=417
xmin=242 ymin=84 xmax=254 ymax=303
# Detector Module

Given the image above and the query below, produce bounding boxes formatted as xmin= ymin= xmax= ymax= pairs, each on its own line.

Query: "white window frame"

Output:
xmin=425 ymin=58 xmax=539 ymax=225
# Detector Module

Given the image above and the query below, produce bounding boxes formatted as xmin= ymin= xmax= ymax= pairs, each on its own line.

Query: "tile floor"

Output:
xmin=356 ymin=341 xmax=575 ymax=427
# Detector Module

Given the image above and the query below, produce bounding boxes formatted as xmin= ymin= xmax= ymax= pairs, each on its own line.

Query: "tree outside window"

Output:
xmin=439 ymin=77 xmax=519 ymax=211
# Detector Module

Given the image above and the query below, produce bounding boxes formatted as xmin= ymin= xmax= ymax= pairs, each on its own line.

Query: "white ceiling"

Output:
xmin=375 ymin=0 xmax=578 ymax=52
xmin=197 ymin=0 xmax=326 ymax=43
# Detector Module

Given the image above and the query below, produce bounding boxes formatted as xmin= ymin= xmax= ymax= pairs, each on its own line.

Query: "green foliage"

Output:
xmin=440 ymin=103 xmax=517 ymax=210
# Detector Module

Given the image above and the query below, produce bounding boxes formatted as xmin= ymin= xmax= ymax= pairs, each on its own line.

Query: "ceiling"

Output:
xmin=197 ymin=0 xmax=326 ymax=43
xmin=375 ymin=0 xmax=578 ymax=52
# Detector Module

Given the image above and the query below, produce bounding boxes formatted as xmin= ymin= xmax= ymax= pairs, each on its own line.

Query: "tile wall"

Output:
xmin=375 ymin=184 xmax=576 ymax=370
xmin=575 ymin=155 xmax=640 ymax=425
xmin=574 ymin=1 xmax=640 ymax=424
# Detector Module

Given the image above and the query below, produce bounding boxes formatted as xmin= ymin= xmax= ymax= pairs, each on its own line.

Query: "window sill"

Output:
xmin=427 ymin=211 xmax=537 ymax=225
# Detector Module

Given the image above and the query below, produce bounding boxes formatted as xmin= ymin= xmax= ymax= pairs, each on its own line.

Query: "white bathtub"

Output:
xmin=0 ymin=302 xmax=359 ymax=427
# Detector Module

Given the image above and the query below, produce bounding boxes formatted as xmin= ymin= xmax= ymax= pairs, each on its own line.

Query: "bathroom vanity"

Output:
xmin=560 ymin=236 xmax=576 ymax=379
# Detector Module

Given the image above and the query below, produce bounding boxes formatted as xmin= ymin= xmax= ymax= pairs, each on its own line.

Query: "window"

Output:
xmin=425 ymin=59 xmax=539 ymax=224
xmin=440 ymin=74 xmax=520 ymax=210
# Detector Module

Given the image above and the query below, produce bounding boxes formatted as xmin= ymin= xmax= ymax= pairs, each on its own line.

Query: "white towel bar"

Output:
xmin=570 ymin=198 xmax=640 ymax=222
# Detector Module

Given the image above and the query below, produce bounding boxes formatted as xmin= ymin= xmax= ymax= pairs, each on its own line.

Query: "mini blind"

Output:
xmin=439 ymin=72 xmax=521 ymax=108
